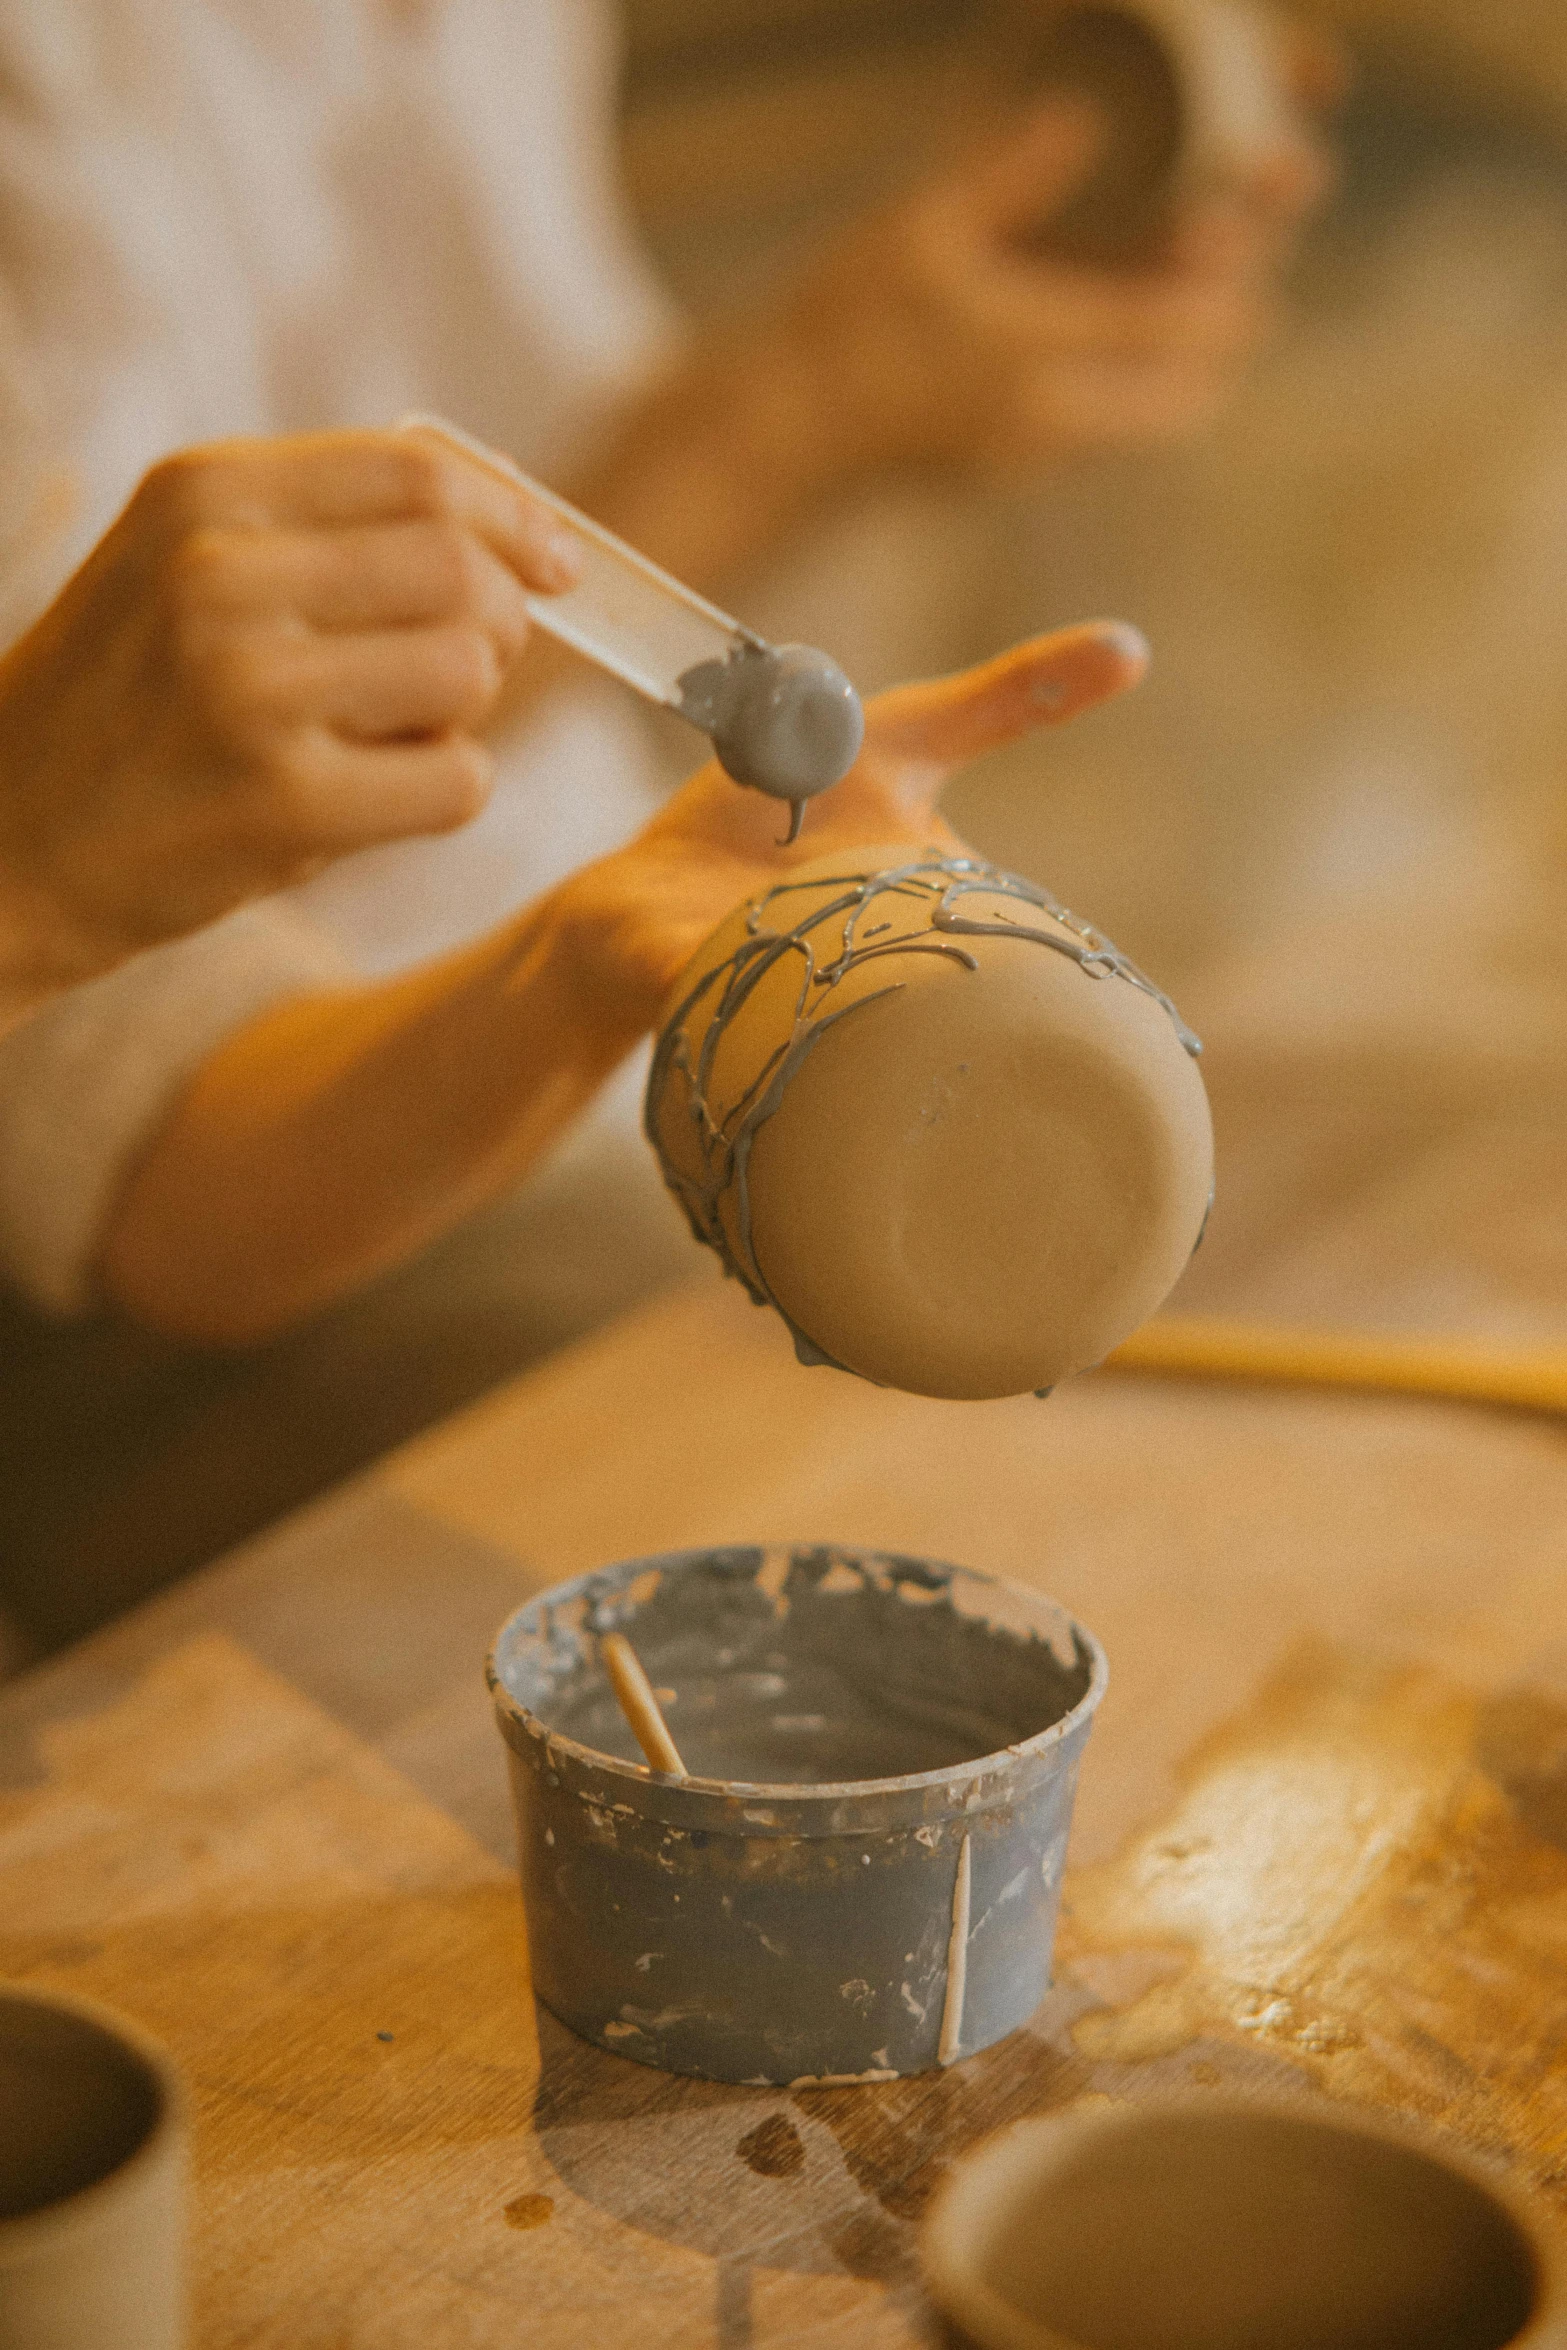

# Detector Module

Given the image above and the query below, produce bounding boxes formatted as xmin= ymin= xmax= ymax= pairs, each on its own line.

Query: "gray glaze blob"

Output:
xmin=677 ymin=640 xmax=864 ymax=843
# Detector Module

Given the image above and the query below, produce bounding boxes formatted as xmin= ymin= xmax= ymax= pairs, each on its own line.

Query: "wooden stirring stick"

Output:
xmin=1105 ymin=1316 xmax=1567 ymax=1420
xmin=600 ymin=1633 xmax=687 ymax=1777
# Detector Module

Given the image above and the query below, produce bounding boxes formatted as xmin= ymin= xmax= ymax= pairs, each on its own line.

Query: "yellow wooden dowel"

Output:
xmin=1101 ymin=1317 xmax=1567 ymax=1418
xmin=601 ymin=1632 xmax=687 ymax=1778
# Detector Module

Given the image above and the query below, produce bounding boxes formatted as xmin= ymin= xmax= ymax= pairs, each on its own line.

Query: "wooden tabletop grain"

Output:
xmin=3 ymin=903 xmax=1567 ymax=2346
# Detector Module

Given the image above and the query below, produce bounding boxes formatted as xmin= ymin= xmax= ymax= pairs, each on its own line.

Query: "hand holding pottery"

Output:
xmin=635 ymin=625 xmax=1213 ymax=1402
xmin=552 ymin=620 xmax=1148 ymax=1042
xmin=761 ymin=15 xmax=1333 ymax=486
xmin=98 ymin=620 xmax=1146 ymax=1351
xmin=1017 ymin=0 xmax=1335 ymax=267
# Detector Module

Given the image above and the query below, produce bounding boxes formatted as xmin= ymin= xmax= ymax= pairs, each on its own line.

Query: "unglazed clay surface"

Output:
xmin=923 ymin=2098 xmax=1550 ymax=2350
xmin=645 ymin=847 xmax=1213 ymax=1400
xmin=0 ymin=1987 xmax=186 ymax=2350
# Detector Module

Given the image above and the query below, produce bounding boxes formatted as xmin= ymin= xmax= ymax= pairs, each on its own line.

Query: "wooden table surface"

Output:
xmin=3 ymin=907 xmax=1567 ymax=2346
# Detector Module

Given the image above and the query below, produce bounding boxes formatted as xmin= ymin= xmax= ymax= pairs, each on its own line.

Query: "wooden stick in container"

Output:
xmin=600 ymin=1633 xmax=687 ymax=1777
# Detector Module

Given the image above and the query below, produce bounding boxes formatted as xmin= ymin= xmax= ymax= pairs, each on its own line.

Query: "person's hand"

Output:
xmin=0 ymin=426 xmax=579 ymax=1012
xmin=549 ymin=618 xmax=1148 ymax=1040
xmin=101 ymin=618 xmax=1146 ymax=1344
xmin=763 ymin=73 xmax=1330 ymax=483
xmin=576 ymin=31 xmax=1335 ymax=586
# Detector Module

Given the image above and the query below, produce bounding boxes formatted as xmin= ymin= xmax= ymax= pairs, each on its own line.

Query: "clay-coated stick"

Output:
xmin=396 ymin=411 xmax=748 ymax=710
xmin=601 ymin=1633 xmax=687 ymax=1778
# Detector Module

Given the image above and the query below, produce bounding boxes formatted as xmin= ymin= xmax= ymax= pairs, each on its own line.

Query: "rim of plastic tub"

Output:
xmin=487 ymin=1544 xmax=1108 ymax=1838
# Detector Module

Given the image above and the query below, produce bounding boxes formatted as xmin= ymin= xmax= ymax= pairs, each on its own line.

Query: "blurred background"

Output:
xmin=619 ymin=0 xmax=1567 ymax=983
xmin=610 ymin=0 xmax=1567 ymax=1355
xmin=3 ymin=0 xmax=1566 ymax=1664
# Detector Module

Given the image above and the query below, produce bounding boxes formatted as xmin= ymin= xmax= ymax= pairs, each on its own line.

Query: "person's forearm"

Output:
xmin=99 ymin=892 xmax=646 ymax=1346
xmin=98 ymin=616 xmax=1145 ymax=1345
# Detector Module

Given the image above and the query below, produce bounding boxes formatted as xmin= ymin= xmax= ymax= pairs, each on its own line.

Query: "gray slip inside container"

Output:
xmin=488 ymin=1545 xmax=1106 ymax=2086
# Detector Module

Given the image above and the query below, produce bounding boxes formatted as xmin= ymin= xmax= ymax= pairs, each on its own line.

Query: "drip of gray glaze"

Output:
xmin=644 ymin=854 xmax=1203 ymax=1377
xmin=676 ymin=640 xmax=864 ymax=844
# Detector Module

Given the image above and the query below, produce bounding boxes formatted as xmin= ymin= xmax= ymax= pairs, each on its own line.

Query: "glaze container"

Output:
xmin=921 ymin=2094 xmax=1567 ymax=2350
xmin=0 ymin=1984 xmax=187 ymax=2350
xmin=488 ymin=1546 xmax=1105 ymax=2085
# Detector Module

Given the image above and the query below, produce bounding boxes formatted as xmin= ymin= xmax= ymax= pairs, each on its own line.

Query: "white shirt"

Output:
xmin=0 ymin=0 xmax=681 ymax=1314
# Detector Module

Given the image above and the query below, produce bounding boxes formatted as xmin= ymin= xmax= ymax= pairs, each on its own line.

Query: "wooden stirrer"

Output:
xmin=600 ymin=1632 xmax=687 ymax=1777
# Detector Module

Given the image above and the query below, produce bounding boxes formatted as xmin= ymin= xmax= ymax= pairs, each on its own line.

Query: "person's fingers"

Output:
xmin=279 ymin=731 xmax=497 ymax=847
xmin=1225 ymin=129 xmax=1336 ymax=228
xmin=234 ymin=520 xmax=535 ymax=653
xmin=939 ymin=96 xmax=1106 ymax=238
xmin=1282 ymin=18 xmax=1353 ymax=114
xmin=943 ymin=79 xmax=1327 ymax=255
xmin=956 ymin=160 xmax=1295 ymax=361
xmin=979 ymin=248 xmax=1263 ymax=367
xmin=1163 ymin=192 xmax=1280 ymax=280
xmin=292 ymin=625 xmax=504 ymax=739
xmin=393 ymin=419 xmax=589 ymax=601
xmin=866 ymin=622 xmax=1148 ymax=770
xmin=1013 ymin=350 xmax=1242 ymax=452
xmin=144 ymin=431 xmax=581 ymax=596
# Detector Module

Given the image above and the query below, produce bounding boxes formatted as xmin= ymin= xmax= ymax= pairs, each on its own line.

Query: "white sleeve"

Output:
xmin=0 ymin=902 xmax=353 ymax=1318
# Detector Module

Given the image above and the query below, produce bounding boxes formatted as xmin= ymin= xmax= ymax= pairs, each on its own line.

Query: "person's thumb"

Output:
xmin=867 ymin=621 xmax=1148 ymax=777
xmin=947 ymin=97 xmax=1106 ymax=238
